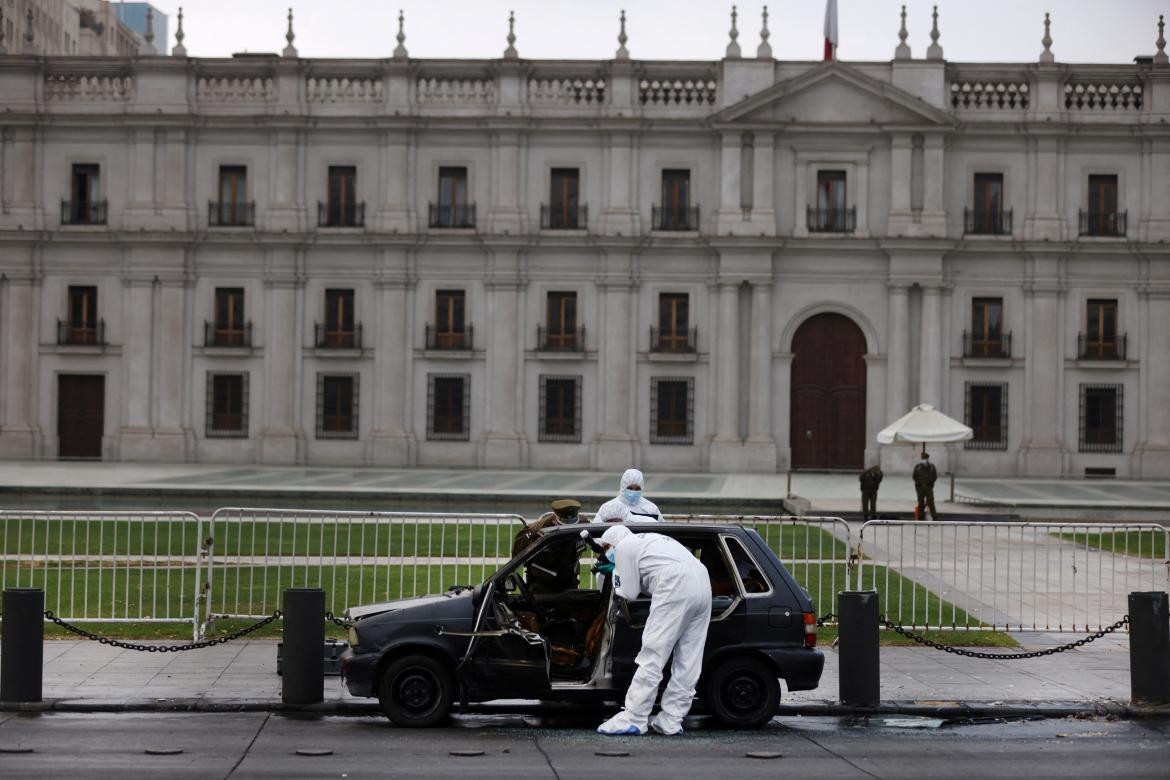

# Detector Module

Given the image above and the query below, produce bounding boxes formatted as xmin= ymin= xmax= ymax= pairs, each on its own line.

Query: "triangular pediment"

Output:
xmin=713 ymin=60 xmax=952 ymax=128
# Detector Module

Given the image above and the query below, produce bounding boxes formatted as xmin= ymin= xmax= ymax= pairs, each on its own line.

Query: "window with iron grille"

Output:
xmin=539 ymin=375 xmax=582 ymax=443
xmin=316 ymin=373 xmax=359 ymax=439
xmin=964 ymin=382 xmax=1008 ymax=450
xmin=206 ymin=372 xmax=249 ymax=438
xmin=428 ymin=373 xmax=470 ymax=441
xmin=651 ymin=377 xmax=694 ymax=445
xmin=1080 ymin=384 xmax=1123 ymax=453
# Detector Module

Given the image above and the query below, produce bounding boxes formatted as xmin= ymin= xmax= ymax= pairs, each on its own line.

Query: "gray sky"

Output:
xmin=149 ymin=0 xmax=1165 ymax=63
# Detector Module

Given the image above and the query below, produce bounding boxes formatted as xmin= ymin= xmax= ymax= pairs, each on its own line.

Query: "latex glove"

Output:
xmin=594 ymin=561 xmax=615 ymax=575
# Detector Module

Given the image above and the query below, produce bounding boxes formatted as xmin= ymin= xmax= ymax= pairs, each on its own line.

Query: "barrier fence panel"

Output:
xmin=201 ymin=508 xmax=527 ymax=636
xmin=0 ymin=510 xmax=204 ymax=638
xmin=857 ymin=520 xmax=1170 ymax=632
xmin=661 ymin=515 xmax=853 ymax=622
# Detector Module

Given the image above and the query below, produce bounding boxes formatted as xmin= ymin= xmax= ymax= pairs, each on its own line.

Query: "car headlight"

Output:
xmin=348 ymin=626 xmax=359 ymax=648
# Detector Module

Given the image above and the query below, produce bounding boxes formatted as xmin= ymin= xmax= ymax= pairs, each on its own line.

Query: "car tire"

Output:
xmin=377 ymin=654 xmax=454 ymax=728
xmin=704 ymin=656 xmax=781 ymax=729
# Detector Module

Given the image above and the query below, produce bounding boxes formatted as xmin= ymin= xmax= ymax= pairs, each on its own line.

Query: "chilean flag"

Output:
xmin=824 ymin=0 xmax=838 ymax=61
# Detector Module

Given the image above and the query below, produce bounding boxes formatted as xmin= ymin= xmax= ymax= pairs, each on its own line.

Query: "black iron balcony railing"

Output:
xmin=425 ymin=323 xmax=474 ymax=350
xmin=60 ymin=199 xmax=108 ymax=226
xmin=962 ymin=330 xmax=1012 ymax=358
xmin=1078 ymin=210 xmax=1127 ymax=237
xmin=204 ymin=320 xmax=253 ymax=348
xmin=964 ymin=207 xmax=1012 ymax=235
xmin=315 ymin=322 xmax=362 ymax=349
xmin=208 ymin=201 xmax=255 ymax=227
xmin=652 ymin=205 xmax=700 ymax=231
xmin=807 ymin=206 xmax=856 ymax=233
xmin=56 ymin=318 xmax=106 ymax=346
xmin=540 ymin=204 xmax=588 ymax=230
xmin=428 ymin=203 xmax=476 ymax=229
xmin=317 ymin=201 xmax=365 ymax=228
xmin=537 ymin=325 xmax=585 ymax=352
xmin=1078 ymin=332 xmax=1127 ymax=360
xmin=650 ymin=326 xmax=698 ymax=353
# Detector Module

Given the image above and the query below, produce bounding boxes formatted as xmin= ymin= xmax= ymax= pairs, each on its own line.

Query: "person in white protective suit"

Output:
xmin=593 ymin=468 xmax=662 ymax=523
xmin=595 ymin=525 xmax=712 ymax=736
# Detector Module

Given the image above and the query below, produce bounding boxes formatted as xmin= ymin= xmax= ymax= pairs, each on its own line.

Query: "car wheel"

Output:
xmin=705 ymin=656 xmax=780 ymax=729
xmin=377 ymin=654 xmax=454 ymax=728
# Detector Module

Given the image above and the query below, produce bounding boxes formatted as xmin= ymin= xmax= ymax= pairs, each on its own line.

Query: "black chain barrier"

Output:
xmin=43 ymin=610 xmax=283 ymax=653
xmin=879 ymin=614 xmax=1130 ymax=660
xmin=326 ymin=611 xmax=352 ymax=630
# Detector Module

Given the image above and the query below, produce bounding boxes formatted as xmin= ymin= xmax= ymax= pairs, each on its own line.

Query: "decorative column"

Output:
xmin=592 ymin=272 xmax=637 ymax=469
xmin=161 ymin=128 xmax=190 ymax=230
xmin=259 ymin=256 xmax=304 ymax=464
xmin=599 ymin=132 xmax=638 ymax=236
xmin=1136 ymin=291 xmax=1170 ymax=476
xmin=266 ymin=129 xmax=303 ymax=232
xmin=744 ymin=281 xmax=777 ymax=470
xmin=478 ymin=248 xmax=526 ymax=467
xmin=2 ymin=127 xmax=37 ymax=228
xmin=887 ymin=133 xmax=914 ymax=234
xmin=716 ymin=132 xmax=743 ymax=234
xmin=487 ymin=130 xmax=524 ymax=235
xmin=123 ymin=128 xmax=156 ymax=229
xmin=1019 ymin=275 xmax=1066 ymax=475
xmin=0 ymin=273 xmax=37 ymax=457
xmin=917 ymin=285 xmax=943 ymax=407
xmin=882 ymin=284 xmax=911 ymax=471
xmin=153 ymin=277 xmax=188 ymax=459
xmin=116 ymin=277 xmax=156 ymax=459
xmin=918 ymin=134 xmax=948 ymax=236
xmin=715 ymin=282 xmax=740 ymax=440
xmin=751 ymin=131 xmax=776 ymax=231
xmin=369 ymin=267 xmax=416 ymax=466
xmin=375 ymin=130 xmax=413 ymax=233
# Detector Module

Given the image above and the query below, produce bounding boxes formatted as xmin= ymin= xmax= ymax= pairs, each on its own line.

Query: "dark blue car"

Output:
xmin=341 ymin=523 xmax=824 ymax=728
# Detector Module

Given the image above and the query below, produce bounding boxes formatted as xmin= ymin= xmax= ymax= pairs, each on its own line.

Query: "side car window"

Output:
xmin=671 ymin=535 xmax=736 ymax=597
xmin=724 ymin=536 xmax=771 ymax=594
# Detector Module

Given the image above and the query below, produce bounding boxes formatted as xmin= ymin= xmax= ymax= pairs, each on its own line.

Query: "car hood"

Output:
xmin=346 ymin=590 xmax=473 ymax=621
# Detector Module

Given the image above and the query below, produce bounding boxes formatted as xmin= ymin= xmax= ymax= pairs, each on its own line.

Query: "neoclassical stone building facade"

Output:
xmin=1 ymin=12 xmax=1169 ymax=477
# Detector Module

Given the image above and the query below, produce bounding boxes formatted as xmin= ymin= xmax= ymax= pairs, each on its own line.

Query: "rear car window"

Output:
xmin=724 ymin=536 xmax=771 ymax=594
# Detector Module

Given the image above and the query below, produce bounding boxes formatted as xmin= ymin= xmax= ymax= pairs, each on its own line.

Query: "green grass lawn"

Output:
xmin=1053 ymin=530 xmax=1168 ymax=559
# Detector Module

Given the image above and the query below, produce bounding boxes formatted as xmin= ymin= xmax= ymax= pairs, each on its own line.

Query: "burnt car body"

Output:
xmin=340 ymin=522 xmax=823 ymax=728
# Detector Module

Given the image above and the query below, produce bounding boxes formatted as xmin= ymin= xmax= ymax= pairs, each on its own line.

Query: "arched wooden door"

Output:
xmin=790 ymin=313 xmax=866 ymax=470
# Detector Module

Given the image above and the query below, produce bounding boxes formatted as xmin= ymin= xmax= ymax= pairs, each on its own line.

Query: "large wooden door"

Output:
xmin=790 ymin=314 xmax=866 ymax=470
xmin=58 ymin=374 xmax=104 ymax=459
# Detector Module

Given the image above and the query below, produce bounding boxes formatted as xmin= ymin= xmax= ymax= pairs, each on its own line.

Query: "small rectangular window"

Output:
xmin=539 ymin=375 xmax=582 ymax=443
xmin=548 ymin=168 xmax=580 ymax=229
xmin=1080 ymin=384 xmax=1122 ymax=453
xmin=968 ymin=297 xmax=1005 ymax=357
xmin=433 ymin=290 xmax=467 ymax=349
xmin=326 ymin=166 xmax=358 ymax=227
xmin=317 ymin=373 xmax=359 ymax=439
xmin=213 ymin=288 xmax=247 ymax=346
xmin=544 ymin=291 xmax=578 ymax=349
xmin=1083 ymin=299 xmax=1120 ymax=359
xmin=654 ymin=293 xmax=693 ymax=352
xmin=1084 ymin=175 xmax=1121 ymax=236
xmin=66 ymin=164 xmax=103 ymax=224
xmin=651 ymin=377 xmax=694 ymax=445
xmin=206 ymin=372 xmax=248 ymax=438
xmin=214 ymin=166 xmax=251 ymax=226
xmin=964 ymin=382 xmax=1008 ymax=450
xmin=428 ymin=374 xmax=470 ymax=441
xmin=66 ymin=285 xmax=99 ymax=345
xmin=972 ymin=173 xmax=1004 ymax=233
xmin=322 ymin=288 xmax=356 ymax=348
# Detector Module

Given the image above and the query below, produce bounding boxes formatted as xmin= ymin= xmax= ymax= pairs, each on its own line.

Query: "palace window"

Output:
xmin=430 ymin=167 xmax=474 ymax=228
xmin=964 ymin=383 xmax=1008 ymax=450
xmin=428 ymin=374 xmax=470 ymax=441
xmin=1080 ymin=384 xmax=1122 ymax=453
xmin=318 ymin=288 xmax=358 ymax=349
xmin=967 ymin=173 xmax=1009 ymax=234
xmin=206 ymin=372 xmax=248 ymax=438
xmin=63 ymin=164 xmax=105 ymax=225
xmin=540 ymin=291 xmax=580 ymax=351
xmin=1080 ymin=299 xmax=1124 ymax=360
xmin=809 ymin=170 xmax=854 ymax=232
xmin=654 ymin=169 xmax=697 ymax=230
xmin=429 ymin=290 xmax=469 ymax=350
xmin=211 ymin=165 xmax=254 ymax=226
xmin=1080 ymin=175 xmax=1124 ymax=237
xmin=321 ymin=166 xmax=363 ymax=227
xmin=60 ymin=285 xmax=102 ymax=345
xmin=316 ymin=373 xmax=359 ymax=439
xmin=539 ymin=375 xmax=582 ymax=443
xmin=652 ymin=293 xmax=695 ymax=353
xmin=965 ymin=297 xmax=1008 ymax=358
xmin=208 ymin=288 xmax=249 ymax=347
xmin=651 ymin=377 xmax=694 ymax=445
xmin=543 ymin=168 xmax=583 ymax=229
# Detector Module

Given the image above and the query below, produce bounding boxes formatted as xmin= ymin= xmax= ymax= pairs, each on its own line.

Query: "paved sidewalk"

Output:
xmin=2 ymin=634 xmax=1160 ymax=719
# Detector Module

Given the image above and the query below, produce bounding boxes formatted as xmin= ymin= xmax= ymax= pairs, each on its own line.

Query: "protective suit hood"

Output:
xmin=619 ymin=468 xmax=645 ymax=503
xmin=601 ymin=524 xmax=633 ymax=548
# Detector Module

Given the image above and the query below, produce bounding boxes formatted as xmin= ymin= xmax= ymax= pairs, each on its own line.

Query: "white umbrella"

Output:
xmin=877 ymin=403 xmax=972 ymax=454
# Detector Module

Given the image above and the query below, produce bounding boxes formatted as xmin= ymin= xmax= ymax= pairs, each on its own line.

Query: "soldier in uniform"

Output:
xmin=511 ymin=498 xmax=584 ymax=594
xmin=912 ymin=451 xmax=938 ymax=521
xmin=858 ymin=464 xmax=882 ymax=520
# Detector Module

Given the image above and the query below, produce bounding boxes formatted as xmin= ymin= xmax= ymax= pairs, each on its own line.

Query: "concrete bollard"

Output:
xmin=1128 ymin=591 xmax=1170 ymax=706
xmin=838 ymin=590 xmax=880 ymax=707
xmin=1 ymin=588 xmax=44 ymax=703
xmin=281 ymin=588 xmax=325 ymax=705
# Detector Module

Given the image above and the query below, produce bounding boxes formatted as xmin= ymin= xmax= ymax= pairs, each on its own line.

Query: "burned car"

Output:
xmin=340 ymin=523 xmax=823 ymax=728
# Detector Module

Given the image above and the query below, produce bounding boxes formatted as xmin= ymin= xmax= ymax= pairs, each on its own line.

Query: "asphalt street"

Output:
xmin=0 ymin=711 xmax=1167 ymax=779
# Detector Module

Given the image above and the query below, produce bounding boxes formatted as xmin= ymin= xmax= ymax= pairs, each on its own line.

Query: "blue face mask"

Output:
xmin=622 ymin=489 xmax=642 ymax=504
xmin=605 ymin=548 xmax=616 ymax=564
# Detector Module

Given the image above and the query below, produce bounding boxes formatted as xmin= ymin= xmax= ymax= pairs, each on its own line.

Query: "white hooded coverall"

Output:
xmin=594 ymin=468 xmax=663 ymax=523
xmin=597 ymin=525 xmax=712 ymax=735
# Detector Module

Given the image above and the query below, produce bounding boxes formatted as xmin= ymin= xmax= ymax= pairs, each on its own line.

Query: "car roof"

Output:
xmin=541 ymin=522 xmax=746 ymax=538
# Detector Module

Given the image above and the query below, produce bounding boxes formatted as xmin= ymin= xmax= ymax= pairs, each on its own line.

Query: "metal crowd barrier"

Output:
xmin=856 ymin=520 xmax=1170 ymax=632
xmin=0 ymin=510 xmax=205 ymax=639
xmin=199 ymin=507 xmax=527 ymax=637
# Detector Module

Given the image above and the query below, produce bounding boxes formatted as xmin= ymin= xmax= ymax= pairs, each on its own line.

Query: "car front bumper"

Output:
xmin=763 ymin=648 xmax=825 ymax=692
xmin=340 ymin=647 xmax=379 ymax=698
